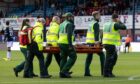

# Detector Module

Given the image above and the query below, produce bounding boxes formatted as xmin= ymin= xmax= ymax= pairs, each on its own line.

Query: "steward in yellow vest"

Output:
xmin=58 ymin=12 xmax=77 ymax=78
xmin=24 ymin=18 xmax=51 ymax=78
xmin=85 ymin=11 xmax=105 ymax=76
xmin=102 ymin=14 xmax=126 ymax=78
xmin=45 ymin=16 xmax=60 ymax=76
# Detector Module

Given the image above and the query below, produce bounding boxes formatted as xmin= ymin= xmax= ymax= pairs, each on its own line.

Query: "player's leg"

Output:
xmin=3 ymin=41 xmax=13 ymax=61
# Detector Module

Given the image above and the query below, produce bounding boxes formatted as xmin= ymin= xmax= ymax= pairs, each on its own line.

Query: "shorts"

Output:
xmin=125 ymin=43 xmax=130 ymax=47
xmin=7 ymin=41 xmax=13 ymax=47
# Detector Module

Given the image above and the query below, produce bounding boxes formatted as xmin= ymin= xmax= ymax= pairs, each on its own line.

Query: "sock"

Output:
xmin=7 ymin=51 xmax=11 ymax=59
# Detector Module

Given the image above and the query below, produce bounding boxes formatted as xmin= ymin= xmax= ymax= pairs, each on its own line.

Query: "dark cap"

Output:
xmin=112 ymin=14 xmax=119 ymax=19
xmin=63 ymin=12 xmax=74 ymax=17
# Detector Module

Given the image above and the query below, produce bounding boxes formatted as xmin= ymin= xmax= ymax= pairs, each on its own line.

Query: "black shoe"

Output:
xmin=23 ymin=75 xmax=33 ymax=78
xmin=32 ymin=74 xmax=38 ymax=77
xmin=103 ymin=74 xmax=115 ymax=78
xmin=13 ymin=68 xmax=18 ymax=77
xmin=111 ymin=73 xmax=116 ymax=77
xmin=40 ymin=75 xmax=52 ymax=78
xmin=60 ymin=72 xmax=71 ymax=78
xmin=68 ymin=71 xmax=73 ymax=75
xmin=84 ymin=74 xmax=92 ymax=77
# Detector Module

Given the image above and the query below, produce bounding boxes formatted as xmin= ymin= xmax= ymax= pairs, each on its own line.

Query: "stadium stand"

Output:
xmin=7 ymin=5 xmax=35 ymax=17
xmin=3 ymin=0 xmax=138 ymax=18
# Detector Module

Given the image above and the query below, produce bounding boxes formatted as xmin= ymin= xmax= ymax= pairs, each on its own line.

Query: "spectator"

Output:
xmin=124 ymin=35 xmax=132 ymax=53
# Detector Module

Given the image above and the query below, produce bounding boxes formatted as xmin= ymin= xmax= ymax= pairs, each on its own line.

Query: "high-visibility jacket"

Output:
xmin=32 ymin=22 xmax=44 ymax=51
xmin=46 ymin=22 xmax=59 ymax=46
xmin=86 ymin=21 xmax=96 ymax=43
xmin=58 ymin=20 xmax=74 ymax=44
xmin=102 ymin=22 xmax=121 ymax=46
xmin=20 ymin=45 xmax=27 ymax=48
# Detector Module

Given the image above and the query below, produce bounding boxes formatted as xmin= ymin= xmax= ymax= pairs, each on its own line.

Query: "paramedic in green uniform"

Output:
xmin=58 ymin=13 xmax=77 ymax=78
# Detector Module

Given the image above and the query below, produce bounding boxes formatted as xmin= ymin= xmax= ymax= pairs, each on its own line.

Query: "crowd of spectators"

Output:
xmin=41 ymin=0 xmax=134 ymax=16
xmin=73 ymin=0 xmax=133 ymax=16
xmin=0 ymin=0 xmax=136 ymax=18
xmin=27 ymin=0 xmax=130 ymax=16
xmin=88 ymin=0 xmax=131 ymax=15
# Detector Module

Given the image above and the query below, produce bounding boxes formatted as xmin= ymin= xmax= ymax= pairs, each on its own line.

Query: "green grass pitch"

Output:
xmin=0 ymin=51 xmax=140 ymax=84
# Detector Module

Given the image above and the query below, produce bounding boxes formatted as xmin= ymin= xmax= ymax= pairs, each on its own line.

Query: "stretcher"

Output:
xmin=43 ymin=44 xmax=103 ymax=53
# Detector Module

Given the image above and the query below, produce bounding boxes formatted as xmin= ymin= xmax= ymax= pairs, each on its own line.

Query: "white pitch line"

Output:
xmin=1 ymin=76 xmax=140 ymax=84
xmin=128 ymin=75 xmax=140 ymax=80
xmin=0 ymin=79 xmax=139 ymax=84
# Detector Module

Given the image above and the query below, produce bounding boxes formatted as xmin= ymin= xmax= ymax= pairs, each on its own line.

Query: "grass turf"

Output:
xmin=0 ymin=51 xmax=140 ymax=84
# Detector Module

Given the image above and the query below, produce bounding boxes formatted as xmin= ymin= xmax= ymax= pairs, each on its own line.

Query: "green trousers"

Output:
xmin=59 ymin=44 xmax=77 ymax=72
xmin=45 ymin=53 xmax=60 ymax=74
xmin=24 ymin=42 xmax=47 ymax=76
xmin=14 ymin=48 xmax=34 ymax=74
xmin=104 ymin=44 xmax=118 ymax=75
xmin=85 ymin=50 xmax=105 ymax=75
